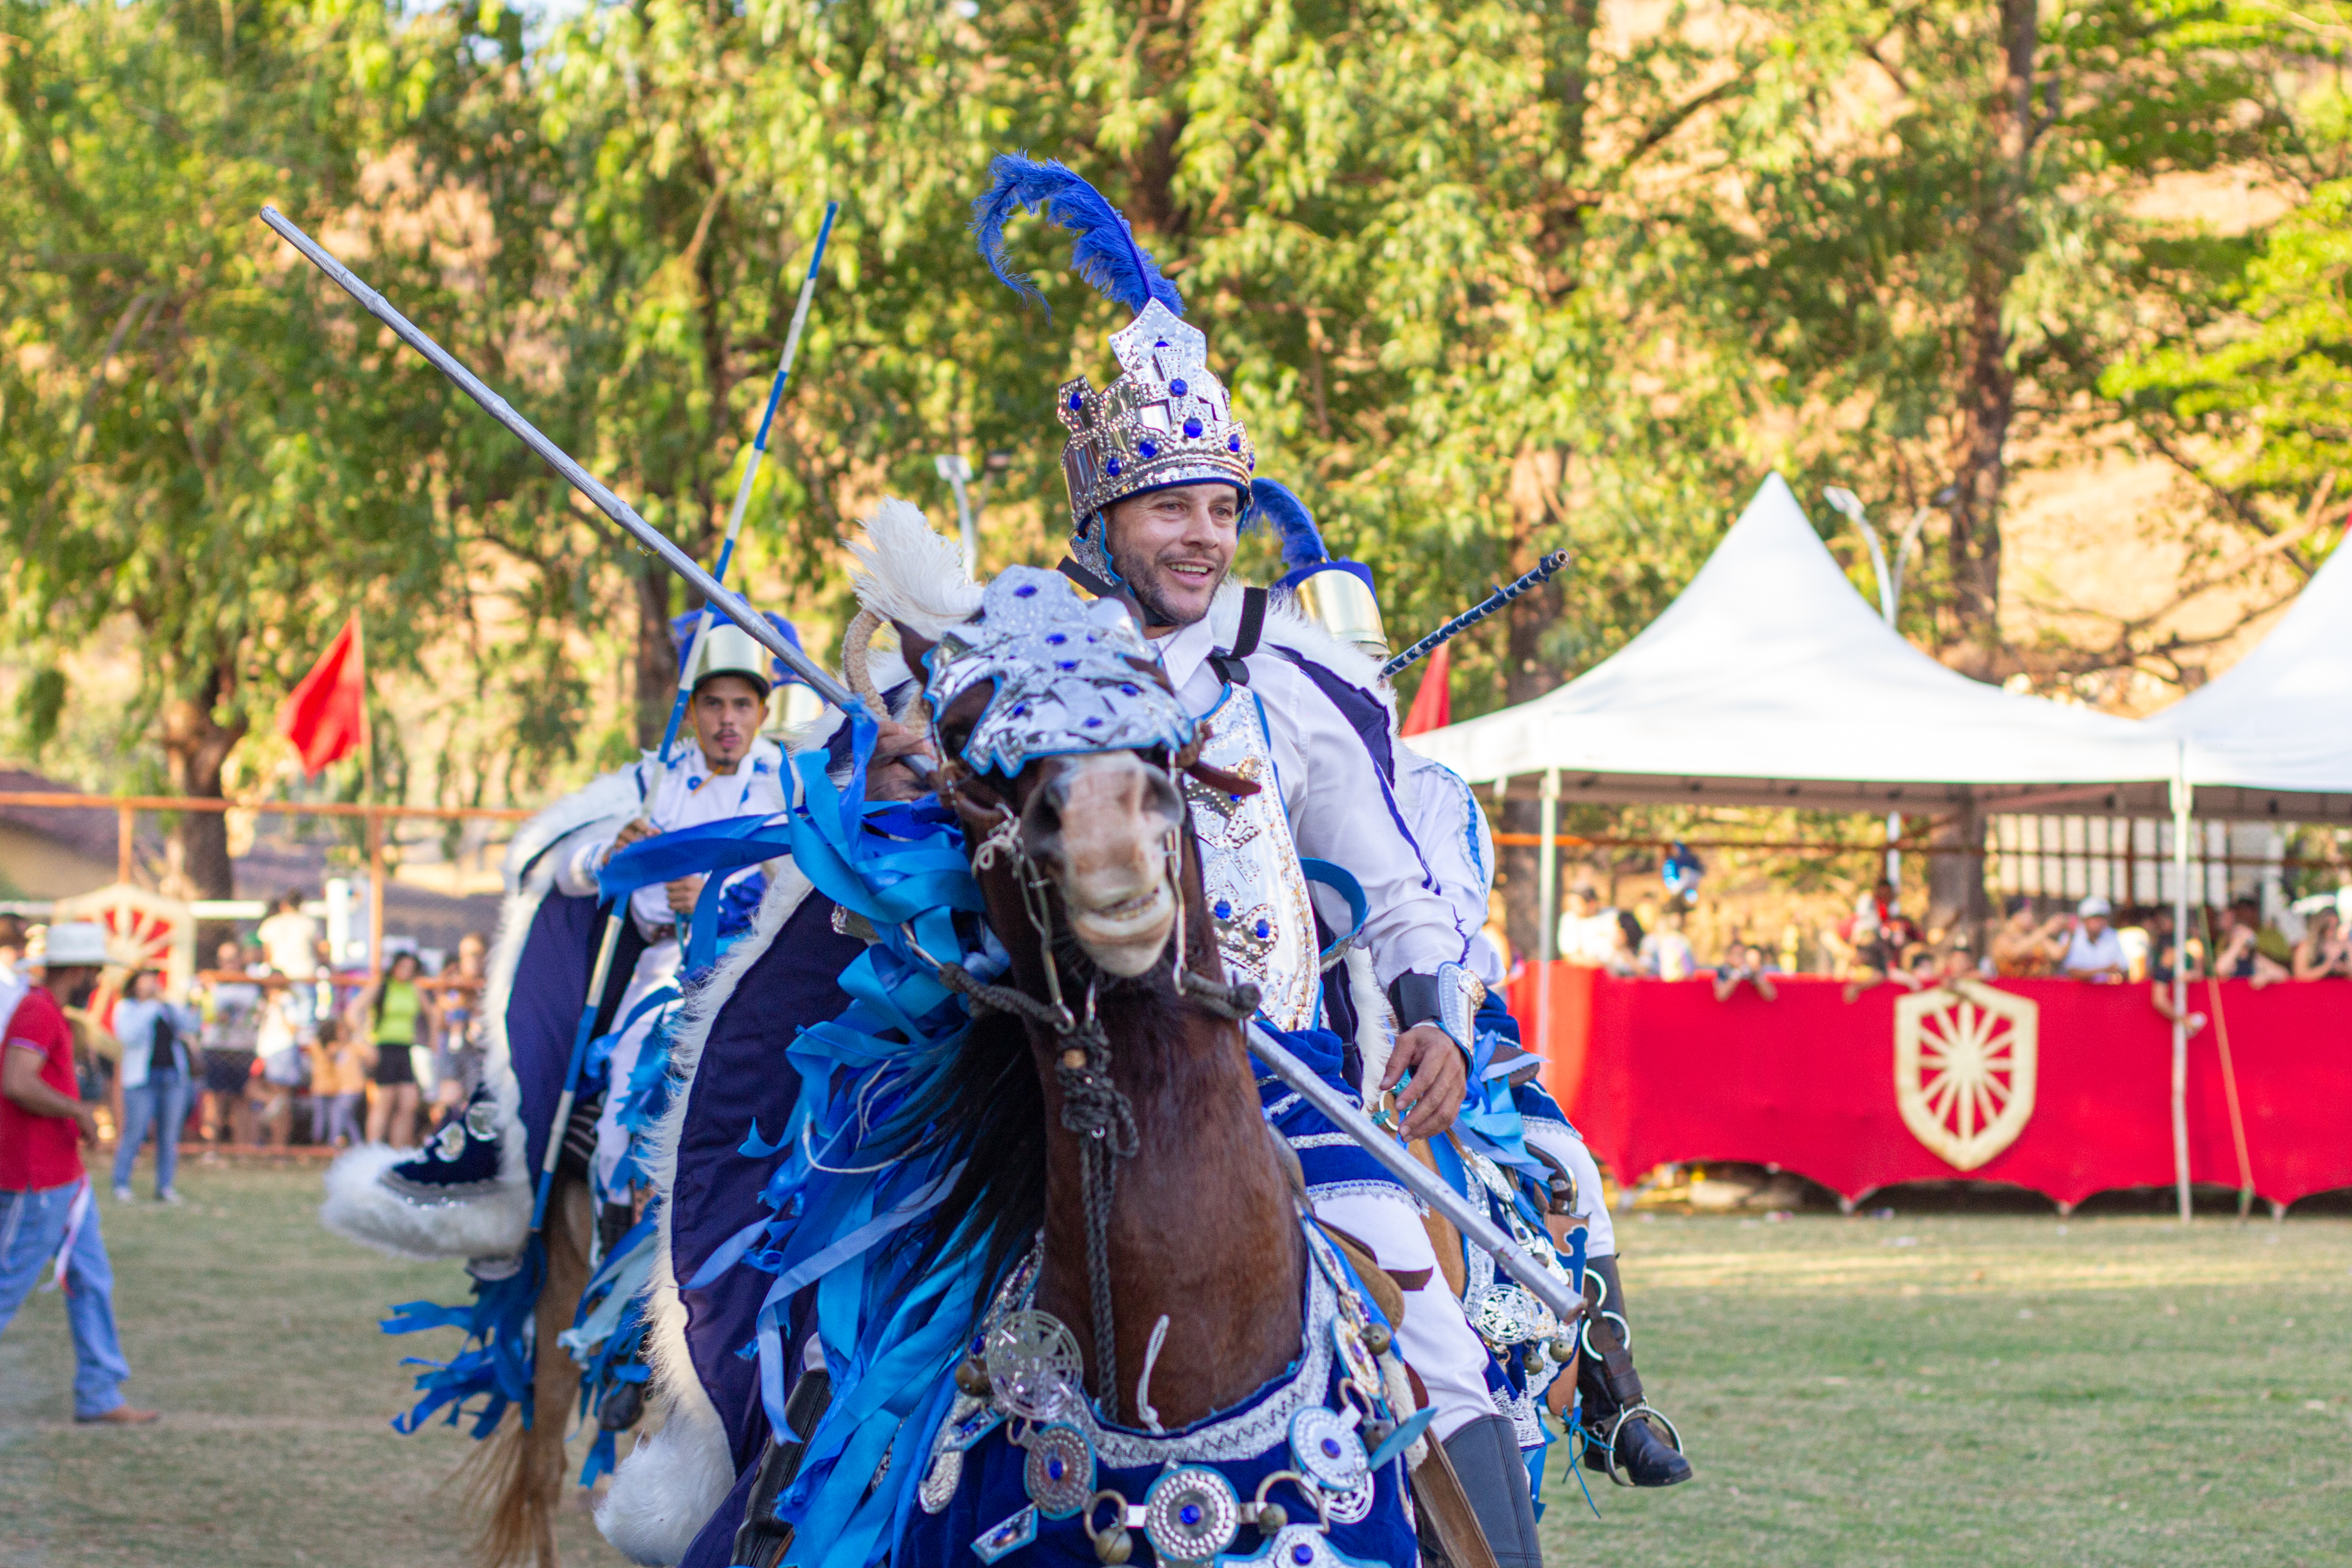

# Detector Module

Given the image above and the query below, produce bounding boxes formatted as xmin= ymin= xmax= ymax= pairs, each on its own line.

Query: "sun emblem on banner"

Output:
xmin=50 ymin=882 xmax=198 ymax=999
xmin=1892 ymin=980 xmax=2037 ymax=1171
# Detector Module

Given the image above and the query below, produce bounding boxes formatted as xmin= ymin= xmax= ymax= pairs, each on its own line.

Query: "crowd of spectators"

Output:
xmin=0 ymin=897 xmax=492 ymax=1205
xmin=1532 ymin=873 xmax=2351 ymax=1007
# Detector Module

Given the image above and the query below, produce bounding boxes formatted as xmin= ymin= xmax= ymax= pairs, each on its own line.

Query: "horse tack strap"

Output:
xmin=1055 ymin=555 xmax=1119 ymax=598
xmin=1208 ymin=586 xmax=1268 ymax=686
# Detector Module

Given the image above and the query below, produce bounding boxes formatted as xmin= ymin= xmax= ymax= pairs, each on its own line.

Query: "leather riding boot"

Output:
xmin=1441 ymin=1414 xmax=1544 ymax=1568
xmin=731 ymin=1368 xmax=833 ymax=1568
xmin=1576 ymin=1255 xmax=1692 ymax=1488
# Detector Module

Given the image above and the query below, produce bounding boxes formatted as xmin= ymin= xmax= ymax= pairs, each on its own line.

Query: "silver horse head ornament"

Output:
xmin=928 ymin=567 xmax=1195 ymax=977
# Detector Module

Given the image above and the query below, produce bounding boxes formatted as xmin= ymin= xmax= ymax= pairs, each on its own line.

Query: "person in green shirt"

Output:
xmin=354 ymin=952 xmax=436 ymax=1147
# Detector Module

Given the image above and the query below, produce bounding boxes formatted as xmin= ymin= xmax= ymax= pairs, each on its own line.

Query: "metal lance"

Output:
xmin=660 ymin=201 xmax=839 ymax=763
xmin=254 ymin=205 xmax=886 ymax=736
xmin=1246 ymin=1023 xmax=1585 ymax=1330
xmin=1380 ymin=550 xmax=1572 ymax=681
xmin=258 ymin=204 xmax=922 ymax=1230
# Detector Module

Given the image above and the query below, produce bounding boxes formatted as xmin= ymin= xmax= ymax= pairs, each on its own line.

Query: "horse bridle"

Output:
xmin=928 ymin=755 xmax=1257 ymax=1412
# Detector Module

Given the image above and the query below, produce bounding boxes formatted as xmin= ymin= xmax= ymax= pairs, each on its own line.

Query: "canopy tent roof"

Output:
xmin=2141 ymin=531 xmax=2352 ymax=820
xmin=1413 ymin=474 xmax=2210 ymax=817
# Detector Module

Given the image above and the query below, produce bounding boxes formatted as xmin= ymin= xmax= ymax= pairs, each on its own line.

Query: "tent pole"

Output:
xmin=2170 ymin=742 xmax=2193 ymax=1225
xmin=1535 ymin=769 xmax=1561 ymax=1056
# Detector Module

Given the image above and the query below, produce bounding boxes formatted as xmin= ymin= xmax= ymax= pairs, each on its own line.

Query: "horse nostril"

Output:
xmin=1022 ymin=775 xmax=1066 ymax=856
xmin=1144 ymin=769 xmax=1184 ymax=829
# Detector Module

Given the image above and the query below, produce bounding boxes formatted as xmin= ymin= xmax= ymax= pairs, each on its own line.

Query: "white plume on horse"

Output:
xmin=844 ymin=497 xmax=983 ymax=638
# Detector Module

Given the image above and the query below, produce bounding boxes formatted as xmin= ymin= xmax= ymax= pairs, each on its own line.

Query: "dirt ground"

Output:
xmin=3 ymin=1163 xmax=2347 ymax=1567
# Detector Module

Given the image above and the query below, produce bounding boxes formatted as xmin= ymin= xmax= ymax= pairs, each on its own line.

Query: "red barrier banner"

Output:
xmin=1509 ymin=964 xmax=2352 ymax=1208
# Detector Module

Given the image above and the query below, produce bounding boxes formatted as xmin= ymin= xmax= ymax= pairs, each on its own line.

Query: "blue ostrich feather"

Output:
xmin=1250 ymin=478 xmax=1328 ymax=570
xmin=970 ymin=153 xmax=1184 ymax=318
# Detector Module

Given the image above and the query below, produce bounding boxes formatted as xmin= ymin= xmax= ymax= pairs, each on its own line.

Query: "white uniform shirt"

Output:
xmin=1394 ymin=745 xmax=1504 ymax=990
xmin=558 ymin=737 xmax=792 ymax=939
xmin=1157 ymin=614 xmax=1466 ymax=989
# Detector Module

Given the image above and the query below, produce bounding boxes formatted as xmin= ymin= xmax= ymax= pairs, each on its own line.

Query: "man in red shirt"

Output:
xmin=1 ymin=922 xmax=157 ymax=1424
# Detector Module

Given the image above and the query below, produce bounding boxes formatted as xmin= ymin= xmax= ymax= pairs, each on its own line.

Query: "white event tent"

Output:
xmin=1412 ymin=473 xmax=2182 ymax=813
xmin=2142 ymin=530 xmax=2352 ymax=822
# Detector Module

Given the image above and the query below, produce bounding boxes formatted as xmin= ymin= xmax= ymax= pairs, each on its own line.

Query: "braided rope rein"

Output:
xmin=929 ymin=783 xmax=1261 ymax=1413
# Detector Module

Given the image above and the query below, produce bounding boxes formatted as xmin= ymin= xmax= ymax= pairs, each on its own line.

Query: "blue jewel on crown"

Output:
xmin=1055 ymin=300 xmax=1256 ymax=529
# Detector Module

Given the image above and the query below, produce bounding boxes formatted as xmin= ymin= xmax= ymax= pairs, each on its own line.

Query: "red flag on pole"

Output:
xmin=1399 ymin=641 xmax=1451 ymax=737
xmin=277 ymin=615 xmax=367 ymax=775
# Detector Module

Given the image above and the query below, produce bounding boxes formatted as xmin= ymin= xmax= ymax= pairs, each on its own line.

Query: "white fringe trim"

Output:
xmin=594 ymin=1403 xmax=738 ymax=1566
xmin=318 ymin=1143 xmax=531 ymax=1261
xmin=1346 ymin=947 xmax=1397 ymax=1102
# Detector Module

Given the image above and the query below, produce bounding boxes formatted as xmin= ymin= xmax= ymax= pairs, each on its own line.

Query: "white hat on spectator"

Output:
xmin=2077 ymin=895 xmax=2113 ymax=919
xmin=36 ymin=921 xmax=112 ymax=967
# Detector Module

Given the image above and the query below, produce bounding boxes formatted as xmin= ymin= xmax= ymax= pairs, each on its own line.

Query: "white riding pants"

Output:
xmin=1521 ymin=1118 xmax=1615 ymax=1260
xmin=1312 ymin=1188 xmax=1499 ymax=1441
xmin=593 ymin=937 xmax=683 ymax=1196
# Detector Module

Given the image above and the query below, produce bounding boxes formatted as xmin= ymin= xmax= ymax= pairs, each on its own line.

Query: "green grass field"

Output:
xmin=1544 ymin=1204 xmax=2352 ymax=1567
xmin=4 ymin=1165 xmax=2347 ymax=1567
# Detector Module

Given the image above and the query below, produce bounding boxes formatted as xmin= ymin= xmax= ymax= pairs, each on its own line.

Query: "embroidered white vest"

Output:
xmin=1181 ymin=685 xmax=1321 ymax=1031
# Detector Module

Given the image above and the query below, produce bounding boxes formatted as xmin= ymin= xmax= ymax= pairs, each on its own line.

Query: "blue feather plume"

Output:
xmin=1251 ymin=479 xmax=1328 ymax=570
xmin=970 ymin=153 xmax=1184 ymax=318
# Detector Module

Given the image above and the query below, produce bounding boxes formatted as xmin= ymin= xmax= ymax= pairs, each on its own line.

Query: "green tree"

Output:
xmin=1669 ymin=0 xmax=2304 ymax=675
xmin=1 ymin=0 xmax=464 ymax=893
xmin=2101 ymin=174 xmax=2352 ymax=603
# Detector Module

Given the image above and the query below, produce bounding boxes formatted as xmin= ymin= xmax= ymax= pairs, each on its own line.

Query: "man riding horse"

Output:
xmin=961 ymin=153 xmax=1551 ymax=1562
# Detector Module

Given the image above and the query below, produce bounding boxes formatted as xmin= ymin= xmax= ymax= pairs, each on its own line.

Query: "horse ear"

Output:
xmin=1123 ymin=653 xmax=1176 ymax=694
xmin=893 ymin=620 xmax=938 ymax=684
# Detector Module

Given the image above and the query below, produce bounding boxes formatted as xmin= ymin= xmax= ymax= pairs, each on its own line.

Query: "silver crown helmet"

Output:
xmin=969 ymin=155 xmax=1255 ymax=587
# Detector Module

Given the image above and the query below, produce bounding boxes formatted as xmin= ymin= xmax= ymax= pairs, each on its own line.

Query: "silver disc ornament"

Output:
xmin=1323 ymin=1472 xmax=1376 ymax=1526
xmin=985 ymin=1309 xmax=1084 ymax=1422
xmin=1247 ymin=1522 xmax=1379 ymax=1568
xmin=1288 ymin=1406 xmax=1371 ymax=1494
xmin=1021 ymin=1424 xmax=1096 ymax=1520
xmin=1142 ymin=1465 xmax=1242 ymax=1564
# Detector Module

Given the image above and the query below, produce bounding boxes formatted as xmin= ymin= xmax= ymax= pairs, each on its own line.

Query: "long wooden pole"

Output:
xmin=357 ymin=613 xmax=384 ymax=980
xmin=1535 ymin=767 xmax=1560 ymax=1061
xmin=256 ymin=206 xmax=872 ymax=729
xmin=367 ymin=809 xmax=386 ymax=982
xmin=2170 ymin=743 xmax=2193 ymax=1224
xmin=1248 ymin=1023 xmax=1584 ymax=1329
xmin=0 ymin=790 xmax=528 ymax=822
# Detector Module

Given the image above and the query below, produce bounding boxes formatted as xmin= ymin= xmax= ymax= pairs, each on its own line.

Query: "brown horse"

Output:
xmin=916 ymin=660 xmax=1308 ymax=1427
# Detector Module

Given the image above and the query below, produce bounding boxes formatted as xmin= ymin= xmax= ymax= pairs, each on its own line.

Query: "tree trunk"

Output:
xmin=1943 ymin=0 xmax=2037 ymax=674
xmin=1926 ymin=793 xmax=1987 ymax=942
xmin=1498 ymin=446 xmax=1570 ymax=960
xmin=635 ymin=559 xmax=675 ymax=750
xmin=157 ymin=660 xmax=247 ymax=901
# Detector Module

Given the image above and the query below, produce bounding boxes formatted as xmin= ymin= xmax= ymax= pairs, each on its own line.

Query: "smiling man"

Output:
xmin=1101 ymin=480 xmax=1241 ymax=632
xmin=979 ymin=155 xmax=1555 ymax=1564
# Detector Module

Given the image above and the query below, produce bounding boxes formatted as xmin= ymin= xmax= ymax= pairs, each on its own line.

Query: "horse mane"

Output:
xmin=894 ymin=939 xmax=1202 ymax=1316
xmin=890 ymin=1006 xmax=1046 ymax=1299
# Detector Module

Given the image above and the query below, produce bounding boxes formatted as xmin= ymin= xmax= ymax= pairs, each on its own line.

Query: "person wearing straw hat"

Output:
xmin=0 ymin=922 xmax=158 ymax=1425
